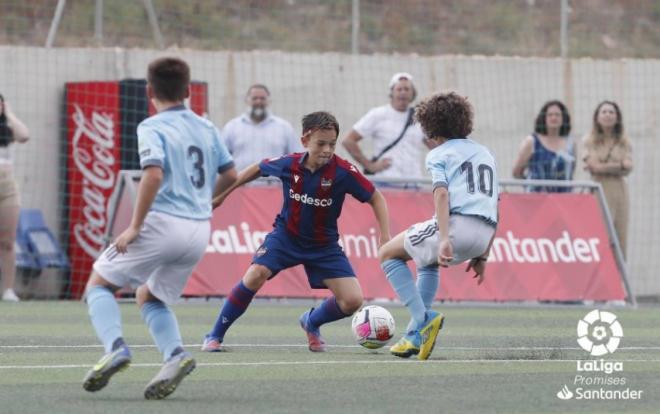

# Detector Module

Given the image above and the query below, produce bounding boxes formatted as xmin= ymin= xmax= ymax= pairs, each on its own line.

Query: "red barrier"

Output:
xmin=184 ymin=187 xmax=627 ymax=302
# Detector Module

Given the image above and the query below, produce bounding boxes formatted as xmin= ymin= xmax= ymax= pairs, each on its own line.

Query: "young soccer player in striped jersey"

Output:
xmin=202 ymin=111 xmax=391 ymax=353
xmin=379 ymin=92 xmax=499 ymax=360
xmin=82 ymin=57 xmax=237 ymax=399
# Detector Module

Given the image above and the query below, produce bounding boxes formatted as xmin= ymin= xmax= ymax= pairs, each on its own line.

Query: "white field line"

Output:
xmin=1 ymin=343 xmax=660 ymax=351
xmin=2 ymin=359 xmax=660 ymax=370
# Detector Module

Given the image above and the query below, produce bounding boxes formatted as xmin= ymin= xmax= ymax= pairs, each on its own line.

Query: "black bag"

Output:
xmin=363 ymin=107 xmax=415 ymax=174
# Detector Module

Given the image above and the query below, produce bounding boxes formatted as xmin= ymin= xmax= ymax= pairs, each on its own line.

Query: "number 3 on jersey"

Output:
xmin=188 ymin=145 xmax=205 ymax=189
xmin=460 ymin=161 xmax=494 ymax=197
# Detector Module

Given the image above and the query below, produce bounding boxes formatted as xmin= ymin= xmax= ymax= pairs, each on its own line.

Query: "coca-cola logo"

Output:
xmin=71 ymin=104 xmax=116 ymax=258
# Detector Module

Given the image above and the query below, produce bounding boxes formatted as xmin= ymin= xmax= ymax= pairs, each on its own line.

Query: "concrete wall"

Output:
xmin=1 ymin=46 xmax=658 ymax=296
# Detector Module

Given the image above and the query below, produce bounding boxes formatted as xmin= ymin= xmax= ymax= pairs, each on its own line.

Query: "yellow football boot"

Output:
xmin=418 ymin=311 xmax=445 ymax=360
xmin=389 ymin=332 xmax=421 ymax=358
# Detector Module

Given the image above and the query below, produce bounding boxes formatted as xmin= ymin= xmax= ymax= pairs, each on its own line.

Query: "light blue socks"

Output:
xmin=406 ymin=265 xmax=439 ymax=332
xmin=87 ymin=286 xmax=183 ymax=361
xmin=141 ymin=301 xmax=183 ymax=361
xmin=382 ymin=259 xmax=426 ymax=329
xmin=86 ymin=285 xmax=123 ymax=353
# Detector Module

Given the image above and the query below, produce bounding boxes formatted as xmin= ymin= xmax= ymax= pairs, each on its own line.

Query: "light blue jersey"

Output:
xmin=425 ymin=138 xmax=498 ymax=225
xmin=137 ymin=105 xmax=234 ymax=220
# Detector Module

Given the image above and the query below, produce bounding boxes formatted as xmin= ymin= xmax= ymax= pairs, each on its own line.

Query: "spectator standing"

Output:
xmin=342 ymin=72 xmax=431 ymax=180
xmin=223 ymin=84 xmax=301 ymax=171
xmin=512 ymin=100 xmax=576 ymax=192
xmin=0 ymin=95 xmax=29 ymax=302
xmin=582 ymin=100 xmax=632 ymax=258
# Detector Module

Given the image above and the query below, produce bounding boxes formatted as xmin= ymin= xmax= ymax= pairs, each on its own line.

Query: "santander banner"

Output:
xmin=184 ymin=188 xmax=627 ymax=302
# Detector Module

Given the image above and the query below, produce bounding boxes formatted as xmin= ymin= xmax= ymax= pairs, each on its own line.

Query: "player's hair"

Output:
xmin=147 ymin=57 xmax=190 ymax=102
xmin=247 ymin=84 xmax=271 ymax=97
xmin=415 ymin=92 xmax=473 ymax=140
xmin=534 ymin=100 xmax=571 ymax=136
xmin=301 ymin=111 xmax=340 ymax=138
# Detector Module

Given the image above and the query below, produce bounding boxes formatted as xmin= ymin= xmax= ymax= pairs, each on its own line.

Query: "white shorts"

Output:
xmin=403 ymin=215 xmax=496 ymax=268
xmin=93 ymin=211 xmax=210 ymax=305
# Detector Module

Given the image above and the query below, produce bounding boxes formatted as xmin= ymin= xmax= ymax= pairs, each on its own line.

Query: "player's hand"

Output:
xmin=114 ymin=226 xmax=140 ymax=254
xmin=466 ymin=258 xmax=487 ymax=285
xmin=366 ymin=158 xmax=392 ymax=174
xmin=437 ymin=239 xmax=453 ymax=268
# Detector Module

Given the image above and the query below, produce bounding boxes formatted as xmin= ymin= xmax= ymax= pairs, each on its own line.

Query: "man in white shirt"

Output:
xmin=223 ymin=84 xmax=302 ymax=171
xmin=342 ymin=73 xmax=432 ymax=180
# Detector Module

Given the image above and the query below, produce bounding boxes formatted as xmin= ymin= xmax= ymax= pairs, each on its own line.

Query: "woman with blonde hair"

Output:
xmin=582 ymin=100 xmax=632 ymax=258
xmin=0 ymin=95 xmax=29 ymax=301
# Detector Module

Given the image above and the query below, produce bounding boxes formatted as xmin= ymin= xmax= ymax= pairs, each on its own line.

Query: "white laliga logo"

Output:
xmin=577 ymin=310 xmax=623 ymax=356
xmin=556 ymin=385 xmax=574 ymax=400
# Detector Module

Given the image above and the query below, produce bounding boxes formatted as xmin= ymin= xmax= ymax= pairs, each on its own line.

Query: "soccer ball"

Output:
xmin=351 ymin=305 xmax=395 ymax=349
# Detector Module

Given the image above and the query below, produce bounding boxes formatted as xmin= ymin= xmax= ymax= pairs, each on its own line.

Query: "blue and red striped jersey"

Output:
xmin=259 ymin=153 xmax=375 ymax=246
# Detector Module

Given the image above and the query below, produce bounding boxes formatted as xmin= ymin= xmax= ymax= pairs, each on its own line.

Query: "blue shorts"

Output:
xmin=252 ymin=230 xmax=355 ymax=289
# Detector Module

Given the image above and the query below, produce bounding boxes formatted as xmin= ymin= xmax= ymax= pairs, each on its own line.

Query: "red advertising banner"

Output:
xmin=65 ymin=82 xmax=122 ymax=299
xmin=184 ymin=188 xmax=627 ymax=302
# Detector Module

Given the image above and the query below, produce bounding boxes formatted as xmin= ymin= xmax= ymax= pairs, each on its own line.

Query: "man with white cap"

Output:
xmin=342 ymin=72 xmax=432 ymax=180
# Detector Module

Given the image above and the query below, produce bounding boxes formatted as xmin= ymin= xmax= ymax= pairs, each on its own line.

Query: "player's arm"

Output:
xmin=434 ymin=186 xmax=452 ymax=267
xmin=114 ymin=166 xmax=163 ymax=253
xmin=212 ymin=163 xmax=261 ymax=209
xmin=512 ymin=135 xmax=533 ymax=179
xmin=213 ymin=166 xmax=238 ymax=200
xmin=367 ymin=189 xmax=391 ymax=246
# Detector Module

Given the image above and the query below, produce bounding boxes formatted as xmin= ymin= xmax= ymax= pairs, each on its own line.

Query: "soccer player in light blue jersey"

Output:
xmin=378 ymin=92 xmax=499 ymax=360
xmin=82 ymin=57 xmax=237 ymax=399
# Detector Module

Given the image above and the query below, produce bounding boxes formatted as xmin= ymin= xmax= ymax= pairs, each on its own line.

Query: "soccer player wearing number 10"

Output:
xmin=82 ymin=57 xmax=237 ymax=399
xmin=379 ymin=92 xmax=499 ymax=360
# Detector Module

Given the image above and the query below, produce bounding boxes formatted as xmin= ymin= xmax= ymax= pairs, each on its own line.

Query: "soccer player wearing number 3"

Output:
xmin=82 ymin=57 xmax=237 ymax=399
xmin=202 ymin=111 xmax=391 ymax=353
xmin=378 ymin=92 xmax=499 ymax=360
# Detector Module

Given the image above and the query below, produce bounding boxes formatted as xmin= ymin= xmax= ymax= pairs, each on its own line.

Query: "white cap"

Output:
xmin=389 ymin=72 xmax=414 ymax=88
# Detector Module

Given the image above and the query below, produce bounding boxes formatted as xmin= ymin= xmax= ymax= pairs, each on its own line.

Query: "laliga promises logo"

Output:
xmin=577 ymin=310 xmax=623 ymax=356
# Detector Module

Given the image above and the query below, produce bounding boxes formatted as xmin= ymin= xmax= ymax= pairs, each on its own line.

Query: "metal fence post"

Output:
xmin=351 ymin=0 xmax=360 ymax=54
